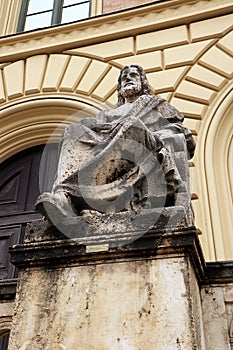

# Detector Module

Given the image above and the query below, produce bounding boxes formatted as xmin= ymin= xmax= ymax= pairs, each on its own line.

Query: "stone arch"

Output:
xmin=0 ymin=55 xmax=119 ymax=163
xmin=0 ymin=54 xmax=120 ymax=108
xmin=0 ymin=96 xmax=101 ymax=163
xmin=197 ymin=85 xmax=233 ymax=261
xmin=0 ymin=318 xmax=11 ymax=349
xmin=0 ymin=323 xmax=11 ymax=337
xmin=0 ymin=311 xmax=12 ymax=337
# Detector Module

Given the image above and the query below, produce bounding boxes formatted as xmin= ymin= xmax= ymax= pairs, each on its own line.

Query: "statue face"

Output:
xmin=120 ymin=66 xmax=142 ymax=100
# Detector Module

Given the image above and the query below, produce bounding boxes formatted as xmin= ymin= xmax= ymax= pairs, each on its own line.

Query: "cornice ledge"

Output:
xmin=9 ymin=225 xmax=206 ymax=284
xmin=0 ymin=0 xmax=232 ymax=63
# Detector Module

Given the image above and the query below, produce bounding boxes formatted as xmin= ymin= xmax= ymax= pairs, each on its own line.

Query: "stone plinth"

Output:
xmin=7 ymin=222 xmax=207 ymax=350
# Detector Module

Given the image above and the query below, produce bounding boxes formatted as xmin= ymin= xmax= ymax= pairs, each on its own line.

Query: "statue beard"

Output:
xmin=121 ymin=84 xmax=142 ymax=100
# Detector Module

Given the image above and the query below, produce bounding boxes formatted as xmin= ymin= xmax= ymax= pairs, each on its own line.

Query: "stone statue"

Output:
xmin=36 ymin=64 xmax=195 ymax=230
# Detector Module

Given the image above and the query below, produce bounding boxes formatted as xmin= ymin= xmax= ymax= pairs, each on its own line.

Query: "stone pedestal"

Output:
xmin=7 ymin=217 xmax=207 ymax=350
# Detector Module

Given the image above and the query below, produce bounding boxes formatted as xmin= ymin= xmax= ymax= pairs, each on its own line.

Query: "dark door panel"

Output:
xmin=0 ymin=145 xmax=58 ymax=280
xmin=0 ymin=225 xmax=23 ymax=279
xmin=0 ymin=332 xmax=10 ymax=350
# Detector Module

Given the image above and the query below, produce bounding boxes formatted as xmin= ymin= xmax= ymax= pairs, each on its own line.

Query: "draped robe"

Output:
xmin=52 ymin=94 xmax=195 ymax=213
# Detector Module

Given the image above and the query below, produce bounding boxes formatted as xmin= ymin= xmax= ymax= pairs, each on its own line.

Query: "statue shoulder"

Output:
xmin=157 ymin=99 xmax=184 ymax=123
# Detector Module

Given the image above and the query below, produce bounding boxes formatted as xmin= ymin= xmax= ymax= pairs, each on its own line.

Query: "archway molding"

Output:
xmin=197 ymin=84 xmax=233 ymax=260
xmin=0 ymin=95 xmax=102 ymax=163
xmin=0 ymin=321 xmax=11 ymax=337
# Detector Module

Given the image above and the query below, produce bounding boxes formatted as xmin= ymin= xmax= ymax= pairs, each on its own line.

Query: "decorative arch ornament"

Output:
xmin=197 ymin=85 xmax=233 ymax=261
xmin=0 ymin=96 xmax=102 ymax=163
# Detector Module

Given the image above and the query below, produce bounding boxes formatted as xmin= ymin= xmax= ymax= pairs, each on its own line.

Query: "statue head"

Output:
xmin=117 ymin=64 xmax=153 ymax=106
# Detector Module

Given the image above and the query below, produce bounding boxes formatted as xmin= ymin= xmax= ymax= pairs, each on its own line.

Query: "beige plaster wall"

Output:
xmin=0 ymin=0 xmax=232 ymax=260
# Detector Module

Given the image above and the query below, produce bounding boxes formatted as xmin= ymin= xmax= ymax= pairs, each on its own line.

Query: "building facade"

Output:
xmin=0 ymin=0 xmax=233 ymax=349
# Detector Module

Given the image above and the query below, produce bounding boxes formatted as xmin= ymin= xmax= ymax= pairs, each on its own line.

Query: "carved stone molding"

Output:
xmin=0 ymin=0 xmax=232 ymax=63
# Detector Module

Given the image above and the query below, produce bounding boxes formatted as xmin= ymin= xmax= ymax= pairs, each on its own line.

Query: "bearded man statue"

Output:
xmin=36 ymin=64 xmax=195 ymax=227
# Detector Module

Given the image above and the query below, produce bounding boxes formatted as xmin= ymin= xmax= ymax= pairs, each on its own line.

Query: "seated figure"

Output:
xmin=36 ymin=64 xmax=195 ymax=227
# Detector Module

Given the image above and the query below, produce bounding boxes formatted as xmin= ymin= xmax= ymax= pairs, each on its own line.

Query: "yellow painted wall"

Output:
xmin=0 ymin=0 xmax=232 ymax=261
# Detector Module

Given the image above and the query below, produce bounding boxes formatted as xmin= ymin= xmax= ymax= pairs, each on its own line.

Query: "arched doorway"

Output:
xmin=0 ymin=144 xmax=58 ymax=279
xmin=197 ymin=86 xmax=233 ymax=261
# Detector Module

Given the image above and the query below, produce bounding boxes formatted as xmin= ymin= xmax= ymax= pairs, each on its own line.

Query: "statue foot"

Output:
xmin=35 ymin=191 xmax=78 ymax=222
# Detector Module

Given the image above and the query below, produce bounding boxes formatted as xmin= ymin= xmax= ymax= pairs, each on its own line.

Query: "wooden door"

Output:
xmin=0 ymin=332 xmax=10 ymax=350
xmin=0 ymin=144 xmax=58 ymax=279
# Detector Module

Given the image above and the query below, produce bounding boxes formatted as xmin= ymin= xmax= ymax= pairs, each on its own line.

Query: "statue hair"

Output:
xmin=117 ymin=64 xmax=153 ymax=106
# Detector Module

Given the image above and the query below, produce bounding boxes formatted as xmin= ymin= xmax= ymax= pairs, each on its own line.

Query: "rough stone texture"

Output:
xmin=24 ymin=206 xmax=189 ymax=244
xmin=5 ymin=243 xmax=233 ymax=350
xmin=200 ymin=262 xmax=233 ymax=350
xmin=201 ymin=286 xmax=231 ymax=350
xmin=225 ymin=285 xmax=233 ymax=350
xmin=7 ymin=226 xmax=233 ymax=350
xmin=8 ymin=255 xmax=205 ymax=350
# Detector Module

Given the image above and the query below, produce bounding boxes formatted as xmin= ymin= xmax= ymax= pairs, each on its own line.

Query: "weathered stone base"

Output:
xmin=8 ymin=226 xmax=207 ymax=350
xmin=9 ymin=256 xmax=204 ymax=350
xmin=24 ymin=206 xmax=189 ymax=246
